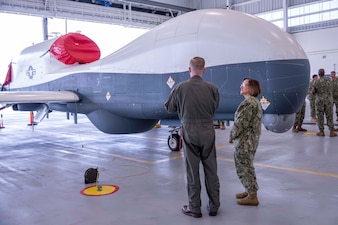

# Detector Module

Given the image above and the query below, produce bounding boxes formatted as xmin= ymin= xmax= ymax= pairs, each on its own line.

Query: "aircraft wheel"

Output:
xmin=168 ymin=134 xmax=180 ymax=151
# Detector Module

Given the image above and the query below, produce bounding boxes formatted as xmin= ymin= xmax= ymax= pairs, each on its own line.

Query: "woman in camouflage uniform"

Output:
xmin=229 ymin=78 xmax=262 ymax=206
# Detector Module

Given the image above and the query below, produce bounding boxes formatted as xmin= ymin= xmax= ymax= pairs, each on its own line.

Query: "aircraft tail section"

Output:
xmin=2 ymin=62 xmax=12 ymax=88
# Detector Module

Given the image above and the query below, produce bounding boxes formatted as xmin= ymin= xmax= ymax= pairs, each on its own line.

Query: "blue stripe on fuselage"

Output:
xmin=12 ymin=59 xmax=309 ymax=120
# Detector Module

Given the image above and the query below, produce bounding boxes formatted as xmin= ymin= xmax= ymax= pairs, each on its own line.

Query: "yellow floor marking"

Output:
xmin=218 ymin=157 xmax=338 ymax=179
xmin=83 ymin=145 xmax=224 ymax=164
xmin=254 ymin=162 xmax=338 ymax=178
xmin=80 ymin=185 xmax=119 ymax=196
xmin=60 ymin=142 xmax=338 ymax=179
xmin=108 ymin=152 xmax=156 ymax=164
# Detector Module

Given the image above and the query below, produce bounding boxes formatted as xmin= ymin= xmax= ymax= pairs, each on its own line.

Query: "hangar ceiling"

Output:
xmin=0 ymin=0 xmax=195 ymax=28
xmin=0 ymin=0 xmax=337 ymax=31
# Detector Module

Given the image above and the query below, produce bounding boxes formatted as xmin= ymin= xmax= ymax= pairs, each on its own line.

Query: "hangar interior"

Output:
xmin=1 ymin=0 xmax=337 ymax=31
xmin=1 ymin=0 xmax=337 ymax=74
xmin=0 ymin=1 xmax=338 ymax=225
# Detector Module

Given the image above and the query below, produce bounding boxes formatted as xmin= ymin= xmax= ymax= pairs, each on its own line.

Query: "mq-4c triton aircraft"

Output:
xmin=0 ymin=9 xmax=310 ymax=151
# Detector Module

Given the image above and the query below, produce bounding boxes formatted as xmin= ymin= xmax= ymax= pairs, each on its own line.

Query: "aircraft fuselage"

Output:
xmin=1 ymin=9 xmax=310 ymax=134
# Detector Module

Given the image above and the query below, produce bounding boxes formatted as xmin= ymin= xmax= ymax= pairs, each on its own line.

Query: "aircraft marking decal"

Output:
xmin=166 ymin=76 xmax=175 ymax=89
xmin=26 ymin=65 xmax=36 ymax=79
xmin=106 ymin=91 xmax=111 ymax=101
xmin=260 ymin=96 xmax=271 ymax=111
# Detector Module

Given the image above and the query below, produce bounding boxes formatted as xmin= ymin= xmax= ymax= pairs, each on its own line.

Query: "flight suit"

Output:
xmin=164 ymin=75 xmax=220 ymax=213
xmin=229 ymin=96 xmax=262 ymax=195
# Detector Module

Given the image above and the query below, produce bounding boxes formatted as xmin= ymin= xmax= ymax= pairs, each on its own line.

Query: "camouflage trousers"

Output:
xmin=316 ymin=99 xmax=334 ymax=130
xmin=333 ymin=96 xmax=338 ymax=117
xmin=234 ymin=147 xmax=259 ymax=194
xmin=293 ymin=102 xmax=306 ymax=127
xmin=309 ymin=98 xmax=316 ymax=118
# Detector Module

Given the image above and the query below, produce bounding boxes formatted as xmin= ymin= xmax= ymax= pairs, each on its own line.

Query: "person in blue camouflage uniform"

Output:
xmin=292 ymin=101 xmax=307 ymax=132
xmin=314 ymin=68 xmax=337 ymax=137
xmin=165 ymin=57 xmax=220 ymax=218
xmin=330 ymin=71 xmax=338 ymax=123
xmin=308 ymin=74 xmax=318 ymax=122
xmin=229 ymin=78 xmax=262 ymax=206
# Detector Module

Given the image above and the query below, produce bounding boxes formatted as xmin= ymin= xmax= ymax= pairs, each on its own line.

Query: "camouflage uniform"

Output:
xmin=332 ymin=78 xmax=338 ymax=119
xmin=308 ymin=79 xmax=316 ymax=118
xmin=165 ymin=76 xmax=220 ymax=213
xmin=314 ymin=76 xmax=335 ymax=131
xmin=293 ymin=101 xmax=306 ymax=128
xmin=229 ymin=96 xmax=262 ymax=195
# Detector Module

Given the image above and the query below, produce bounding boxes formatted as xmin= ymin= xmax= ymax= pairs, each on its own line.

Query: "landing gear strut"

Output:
xmin=167 ymin=126 xmax=181 ymax=151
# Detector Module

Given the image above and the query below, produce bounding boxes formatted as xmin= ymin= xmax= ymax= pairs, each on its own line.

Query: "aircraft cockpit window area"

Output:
xmin=50 ymin=33 xmax=101 ymax=65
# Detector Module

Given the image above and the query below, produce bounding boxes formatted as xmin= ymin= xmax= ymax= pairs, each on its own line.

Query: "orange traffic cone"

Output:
xmin=0 ymin=114 xmax=5 ymax=129
xmin=154 ymin=120 xmax=161 ymax=128
xmin=27 ymin=111 xmax=35 ymax=126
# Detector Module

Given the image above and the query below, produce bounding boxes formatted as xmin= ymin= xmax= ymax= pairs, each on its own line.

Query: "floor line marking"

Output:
xmin=218 ymin=157 xmax=338 ymax=178
xmin=79 ymin=146 xmax=183 ymax=164
xmin=20 ymin=132 xmax=337 ymax=177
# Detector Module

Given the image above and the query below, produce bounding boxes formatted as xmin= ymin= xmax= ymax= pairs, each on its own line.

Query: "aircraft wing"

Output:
xmin=0 ymin=91 xmax=80 ymax=104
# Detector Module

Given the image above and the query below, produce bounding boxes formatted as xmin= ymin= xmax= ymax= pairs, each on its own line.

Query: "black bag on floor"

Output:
xmin=84 ymin=167 xmax=99 ymax=184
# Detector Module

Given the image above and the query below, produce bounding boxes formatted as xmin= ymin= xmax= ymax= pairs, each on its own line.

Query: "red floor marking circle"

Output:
xmin=80 ymin=184 xmax=119 ymax=196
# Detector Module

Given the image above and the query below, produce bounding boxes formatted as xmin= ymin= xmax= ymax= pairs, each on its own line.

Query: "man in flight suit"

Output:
xmin=164 ymin=56 xmax=220 ymax=218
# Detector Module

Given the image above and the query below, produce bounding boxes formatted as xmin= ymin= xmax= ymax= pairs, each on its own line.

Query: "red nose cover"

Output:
xmin=50 ymin=33 xmax=101 ymax=65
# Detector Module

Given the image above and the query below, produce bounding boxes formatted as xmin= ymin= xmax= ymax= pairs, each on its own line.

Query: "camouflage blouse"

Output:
xmin=314 ymin=76 xmax=333 ymax=100
xmin=230 ymin=96 xmax=263 ymax=150
xmin=332 ymin=78 xmax=338 ymax=98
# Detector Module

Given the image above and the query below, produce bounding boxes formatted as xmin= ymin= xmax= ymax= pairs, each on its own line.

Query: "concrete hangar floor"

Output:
xmin=0 ymin=100 xmax=338 ymax=225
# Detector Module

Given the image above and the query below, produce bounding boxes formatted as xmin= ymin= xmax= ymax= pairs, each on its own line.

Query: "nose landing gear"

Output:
xmin=168 ymin=126 xmax=181 ymax=151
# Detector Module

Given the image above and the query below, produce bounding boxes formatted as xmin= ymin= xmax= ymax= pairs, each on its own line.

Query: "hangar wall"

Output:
xmin=152 ymin=0 xmax=227 ymax=9
xmin=156 ymin=0 xmax=191 ymax=8
xmin=293 ymin=26 xmax=338 ymax=76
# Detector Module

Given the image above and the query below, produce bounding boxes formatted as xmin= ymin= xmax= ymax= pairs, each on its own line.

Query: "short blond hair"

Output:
xmin=190 ymin=57 xmax=205 ymax=71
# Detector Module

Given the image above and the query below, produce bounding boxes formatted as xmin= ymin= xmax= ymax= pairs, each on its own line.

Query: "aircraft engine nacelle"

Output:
xmin=262 ymin=113 xmax=295 ymax=133
xmin=12 ymin=103 xmax=50 ymax=124
xmin=12 ymin=103 xmax=45 ymax=111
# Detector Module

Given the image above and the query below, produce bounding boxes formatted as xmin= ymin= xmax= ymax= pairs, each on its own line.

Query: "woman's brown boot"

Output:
xmin=235 ymin=192 xmax=248 ymax=199
xmin=237 ymin=193 xmax=259 ymax=206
